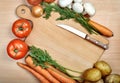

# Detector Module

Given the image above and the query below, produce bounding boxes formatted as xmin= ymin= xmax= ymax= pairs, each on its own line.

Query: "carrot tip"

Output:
xmin=112 ymin=33 xmax=114 ymax=36
xmin=17 ymin=62 xmax=21 ymax=65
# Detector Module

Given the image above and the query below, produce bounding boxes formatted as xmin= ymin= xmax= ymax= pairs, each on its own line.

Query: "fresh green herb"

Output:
xmin=29 ymin=46 xmax=79 ymax=73
xmin=29 ymin=46 xmax=82 ymax=81
xmin=41 ymin=2 xmax=99 ymax=34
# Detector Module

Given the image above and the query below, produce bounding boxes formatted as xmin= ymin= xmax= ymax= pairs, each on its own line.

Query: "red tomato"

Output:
xmin=12 ymin=19 xmax=32 ymax=38
xmin=44 ymin=0 xmax=55 ymax=3
xmin=7 ymin=39 xmax=28 ymax=60
xmin=27 ymin=0 xmax=42 ymax=6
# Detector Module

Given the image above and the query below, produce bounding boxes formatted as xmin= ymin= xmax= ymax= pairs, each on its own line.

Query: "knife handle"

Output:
xmin=86 ymin=35 xmax=108 ymax=50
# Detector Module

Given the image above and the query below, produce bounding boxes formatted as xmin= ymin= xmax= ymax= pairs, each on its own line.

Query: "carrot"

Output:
xmin=46 ymin=64 xmax=76 ymax=83
xmin=17 ymin=62 xmax=50 ymax=83
xmin=88 ymin=20 xmax=113 ymax=37
xmin=25 ymin=56 xmax=60 ymax=83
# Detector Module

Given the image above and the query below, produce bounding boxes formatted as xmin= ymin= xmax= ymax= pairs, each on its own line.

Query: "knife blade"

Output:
xmin=56 ymin=24 xmax=108 ymax=50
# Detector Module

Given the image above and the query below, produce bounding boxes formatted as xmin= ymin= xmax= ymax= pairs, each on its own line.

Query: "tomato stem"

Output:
xmin=19 ymin=27 xmax=24 ymax=31
xmin=14 ymin=49 xmax=19 ymax=53
xmin=18 ymin=23 xmax=25 ymax=31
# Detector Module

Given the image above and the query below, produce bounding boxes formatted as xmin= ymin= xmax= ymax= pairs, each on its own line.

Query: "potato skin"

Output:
xmin=105 ymin=74 xmax=120 ymax=83
xmin=94 ymin=61 xmax=112 ymax=77
xmin=84 ymin=79 xmax=104 ymax=83
xmin=83 ymin=68 xmax=102 ymax=82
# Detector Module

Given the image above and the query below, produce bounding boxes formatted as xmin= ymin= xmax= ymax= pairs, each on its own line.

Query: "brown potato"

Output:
xmin=105 ymin=74 xmax=120 ymax=83
xmin=84 ymin=80 xmax=92 ymax=83
xmin=84 ymin=79 xmax=104 ymax=83
xmin=94 ymin=61 xmax=112 ymax=77
xmin=83 ymin=68 xmax=102 ymax=82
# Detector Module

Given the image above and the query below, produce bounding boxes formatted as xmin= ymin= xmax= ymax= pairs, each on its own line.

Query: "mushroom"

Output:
xmin=58 ymin=0 xmax=73 ymax=8
xmin=72 ymin=2 xmax=83 ymax=13
xmin=67 ymin=4 xmax=72 ymax=9
xmin=73 ymin=0 xmax=82 ymax=3
xmin=83 ymin=2 xmax=96 ymax=17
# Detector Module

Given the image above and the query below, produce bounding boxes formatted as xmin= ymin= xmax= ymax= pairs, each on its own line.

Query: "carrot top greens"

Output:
xmin=29 ymin=46 xmax=66 ymax=71
xmin=42 ymin=2 xmax=99 ymax=34
xmin=29 ymin=46 xmax=83 ymax=81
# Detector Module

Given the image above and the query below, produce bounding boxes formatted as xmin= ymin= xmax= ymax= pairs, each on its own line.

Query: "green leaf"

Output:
xmin=42 ymin=2 xmax=99 ymax=34
xmin=28 ymin=46 xmax=82 ymax=81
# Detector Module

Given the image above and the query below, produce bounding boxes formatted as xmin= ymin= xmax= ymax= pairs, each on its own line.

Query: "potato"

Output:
xmin=84 ymin=80 xmax=92 ymax=83
xmin=94 ymin=61 xmax=112 ymax=77
xmin=84 ymin=79 xmax=104 ymax=83
xmin=95 ymin=79 xmax=104 ymax=83
xmin=83 ymin=68 xmax=102 ymax=82
xmin=105 ymin=74 xmax=120 ymax=83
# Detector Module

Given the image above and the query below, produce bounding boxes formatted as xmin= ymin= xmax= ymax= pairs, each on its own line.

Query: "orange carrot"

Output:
xmin=17 ymin=62 xmax=50 ymax=83
xmin=88 ymin=20 xmax=113 ymax=37
xmin=25 ymin=56 xmax=60 ymax=83
xmin=46 ymin=64 xmax=76 ymax=83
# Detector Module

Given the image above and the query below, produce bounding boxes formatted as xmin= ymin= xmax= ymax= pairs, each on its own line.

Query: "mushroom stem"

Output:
xmin=83 ymin=2 xmax=96 ymax=17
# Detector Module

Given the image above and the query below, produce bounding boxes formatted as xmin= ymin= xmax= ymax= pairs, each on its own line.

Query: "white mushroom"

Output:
xmin=83 ymin=2 xmax=96 ymax=17
xmin=74 ymin=0 xmax=82 ymax=3
xmin=72 ymin=3 xmax=83 ymax=13
xmin=58 ymin=0 xmax=73 ymax=8
xmin=67 ymin=3 xmax=72 ymax=9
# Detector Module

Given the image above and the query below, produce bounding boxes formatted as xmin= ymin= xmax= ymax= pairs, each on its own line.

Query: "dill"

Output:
xmin=42 ymin=2 xmax=99 ymax=34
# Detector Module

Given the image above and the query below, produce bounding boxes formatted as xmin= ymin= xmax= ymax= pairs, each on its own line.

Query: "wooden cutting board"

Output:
xmin=16 ymin=5 xmax=109 ymax=74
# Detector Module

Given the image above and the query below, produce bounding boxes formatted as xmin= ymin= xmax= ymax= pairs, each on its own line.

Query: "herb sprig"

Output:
xmin=29 ymin=46 xmax=82 ymax=81
xmin=42 ymin=2 xmax=99 ymax=34
xmin=29 ymin=46 xmax=66 ymax=72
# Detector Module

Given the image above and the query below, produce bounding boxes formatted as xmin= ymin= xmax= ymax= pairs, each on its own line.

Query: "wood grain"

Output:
xmin=0 ymin=0 xmax=120 ymax=83
xmin=16 ymin=5 xmax=109 ymax=73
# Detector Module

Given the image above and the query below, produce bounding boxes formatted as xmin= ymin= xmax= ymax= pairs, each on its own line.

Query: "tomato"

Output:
xmin=12 ymin=19 xmax=32 ymax=38
xmin=44 ymin=0 xmax=55 ymax=3
xmin=27 ymin=0 xmax=42 ymax=6
xmin=7 ymin=39 xmax=28 ymax=60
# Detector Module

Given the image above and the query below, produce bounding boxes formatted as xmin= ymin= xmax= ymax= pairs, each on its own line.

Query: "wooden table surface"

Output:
xmin=0 ymin=0 xmax=120 ymax=83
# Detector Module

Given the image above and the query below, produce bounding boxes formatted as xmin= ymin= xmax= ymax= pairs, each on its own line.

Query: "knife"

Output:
xmin=56 ymin=24 xmax=108 ymax=50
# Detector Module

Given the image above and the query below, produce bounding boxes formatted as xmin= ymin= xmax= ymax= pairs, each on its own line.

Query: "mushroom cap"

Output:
xmin=72 ymin=3 xmax=83 ymax=13
xmin=83 ymin=2 xmax=96 ymax=16
xmin=58 ymin=0 xmax=73 ymax=7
